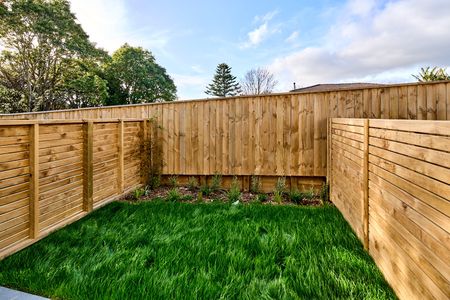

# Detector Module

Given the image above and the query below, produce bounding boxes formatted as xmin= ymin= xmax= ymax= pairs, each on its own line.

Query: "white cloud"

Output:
xmin=269 ymin=0 xmax=450 ymax=90
xmin=69 ymin=0 xmax=171 ymax=54
xmin=242 ymin=10 xmax=279 ymax=48
xmin=285 ymin=31 xmax=299 ymax=43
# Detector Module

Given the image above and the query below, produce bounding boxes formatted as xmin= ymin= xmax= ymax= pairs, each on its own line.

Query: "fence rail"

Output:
xmin=329 ymin=118 xmax=450 ymax=300
xmin=0 ymin=119 xmax=147 ymax=259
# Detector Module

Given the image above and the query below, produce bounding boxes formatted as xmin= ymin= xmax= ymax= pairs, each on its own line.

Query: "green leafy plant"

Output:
xmin=181 ymin=194 xmax=194 ymax=201
xmin=133 ymin=188 xmax=145 ymax=201
xmin=304 ymin=187 xmax=316 ymax=200
xmin=200 ymin=184 xmax=211 ymax=196
xmin=227 ymin=176 xmax=241 ymax=203
xmin=250 ymin=176 xmax=261 ymax=194
xmin=275 ymin=177 xmax=286 ymax=195
xmin=166 ymin=188 xmax=181 ymax=202
xmin=413 ymin=67 xmax=450 ymax=82
xmin=210 ymin=173 xmax=222 ymax=192
xmin=187 ymin=176 xmax=198 ymax=191
xmin=320 ymin=183 xmax=329 ymax=203
xmin=256 ymin=193 xmax=268 ymax=202
xmin=168 ymin=175 xmax=178 ymax=187
xmin=288 ymin=188 xmax=303 ymax=204
xmin=273 ymin=191 xmax=283 ymax=204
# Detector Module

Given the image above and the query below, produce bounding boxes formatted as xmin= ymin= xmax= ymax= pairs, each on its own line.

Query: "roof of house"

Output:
xmin=290 ymin=83 xmax=385 ymax=93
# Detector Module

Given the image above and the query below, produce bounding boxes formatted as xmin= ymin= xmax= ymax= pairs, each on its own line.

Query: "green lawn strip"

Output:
xmin=0 ymin=201 xmax=396 ymax=299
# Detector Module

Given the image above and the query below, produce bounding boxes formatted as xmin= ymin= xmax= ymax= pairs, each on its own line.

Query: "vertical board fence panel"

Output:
xmin=2 ymin=81 xmax=449 ymax=181
xmin=330 ymin=118 xmax=450 ymax=300
xmin=0 ymin=119 xmax=148 ymax=259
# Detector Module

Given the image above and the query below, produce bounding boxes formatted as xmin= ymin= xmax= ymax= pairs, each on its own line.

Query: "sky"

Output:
xmin=69 ymin=0 xmax=450 ymax=99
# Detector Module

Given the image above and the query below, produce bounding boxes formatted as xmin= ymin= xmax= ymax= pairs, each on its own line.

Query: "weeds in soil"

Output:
xmin=168 ymin=175 xmax=178 ymax=187
xmin=210 ymin=173 xmax=222 ymax=192
xmin=228 ymin=176 xmax=241 ymax=203
xmin=250 ymin=175 xmax=261 ymax=194
xmin=166 ymin=188 xmax=182 ymax=202
xmin=288 ymin=188 xmax=303 ymax=204
xmin=188 ymin=177 xmax=198 ymax=191
xmin=133 ymin=188 xmax=145 ymax=201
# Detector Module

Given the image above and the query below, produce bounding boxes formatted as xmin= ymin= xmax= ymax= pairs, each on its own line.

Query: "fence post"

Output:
xmin=83 ymin=121 xmax=93 ymax=212
xmin=362 ymin=119 xmax=370 ymax=250
xmin=141 ymin=119 xmax=149 ymax=185
xmin=29 ymin=123 xmax=39 ymax=239
xmin=328 ymin=118 xmax=332 ymax=201
xmin=118 ymin=120 xmax=124 ymax=194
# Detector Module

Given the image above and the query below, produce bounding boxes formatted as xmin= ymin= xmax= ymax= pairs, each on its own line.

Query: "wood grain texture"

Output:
xmin=330 ymin=117 xmax=450 ymax=300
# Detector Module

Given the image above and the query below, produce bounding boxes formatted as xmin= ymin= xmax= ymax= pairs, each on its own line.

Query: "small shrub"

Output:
xmin=250 ymin=176 xmax=261 ymax=194
xmin=200 ymin=184 xmax=211 ymax=196
xmin=275 ymin=177 xmax=287 ymax=195
xmin=210 ymin=173 xmax=222 ymax=192
xmin=148 ymin=175 xmax=161 ymax=190
xmin=273 ymin=177 xmax=286 ymax=204
xmin=320 ymin=183 xmax=329 ymax=203
xmin=228 ymin=176 xmax=241 ymax=203
xmin=133 ymin=188 xmax=145 ymax=201
xmin=288 ymin=188 xmax=303 ymax=204
xmin=187 ymin=176 xmax=198 ymax=191
xmin=273 ymin=190 xmax=283 ymax=204
xmin=168 ymin=175 xmax=178 ymax=187
xmin=256 ymin=193 xmax=268 ymax=202
xmin=304 ymin=187 xmax=316 ymax=200
xmin=166 ymin=188 xmax=181 ymax=202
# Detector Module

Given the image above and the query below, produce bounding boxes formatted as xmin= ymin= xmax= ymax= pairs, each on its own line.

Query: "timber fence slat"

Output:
xmin=330 ymin=117 xmax=450 ymax=300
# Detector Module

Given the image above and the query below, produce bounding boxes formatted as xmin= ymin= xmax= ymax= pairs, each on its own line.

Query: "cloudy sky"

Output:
xmin=70 ymin=0 xmax=450 ymax=99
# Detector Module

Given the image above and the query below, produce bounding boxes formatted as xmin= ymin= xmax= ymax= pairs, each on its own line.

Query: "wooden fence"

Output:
xmin=329 ymin=118 xmax=450 ymax=300
xmin=1 ymin=81 xmax=449 ymax=181
xmin=0 ymin=119 xmax=147 ymax=259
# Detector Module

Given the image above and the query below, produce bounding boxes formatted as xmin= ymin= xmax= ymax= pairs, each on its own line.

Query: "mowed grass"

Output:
xmin=0 ymin=201 xmax=395 ymax=299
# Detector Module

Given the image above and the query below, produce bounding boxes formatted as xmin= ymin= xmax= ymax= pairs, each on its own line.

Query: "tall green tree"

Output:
xmin=0 ymin=0 xmax=108 ymax=112
xmin=104 ymin=44 xmax=177 ymax=105
xmin=413 ymin=67 xmax=450 ymax=82
xmin=205 ymin=63 xmax=242 ymax=97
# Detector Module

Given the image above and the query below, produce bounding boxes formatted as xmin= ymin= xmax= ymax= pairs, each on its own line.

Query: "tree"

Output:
xmin=412 ymin=67 xmax=450 ymax=82
xmin=205 ymin=63 xmax=242 ymax=97
xmin=241 ymin=67 xmax=278 ymax=95
xmin=0 ymin=0 xmax=108 ymax=112
xmin=104 ymin=44 xmax=177 ymax=105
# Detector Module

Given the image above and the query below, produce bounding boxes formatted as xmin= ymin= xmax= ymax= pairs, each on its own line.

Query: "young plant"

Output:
xmin=210 ymin=173 xmax=222 ymax=192
xmin=256 ymin=193 xmax=268 ymax=202
xmin=187 ymin=176 xmax=198 ymax=191
xmin=133 ymin=188 xmax=145 ymax=201
xmin=273 ymin=177 xmax=286 ymax=204
xmin=200 ymin=184 xmax=211 ymax=196
xmin=227 ymin=176 xmax=241 ymax=203
xmin=304 ymin=187 xmax=316 ymax=200
xmin=250 ymin=175 xmax=261 ymax=194
xmin=166 ymin=188 xmax=181 ymax=202
xmin=168 ymin=175 xmax=178 ymax=188
xmin=288 ymin=188 xmax=303 ymax=204
xmin=320 ymin=183 xmax=329 ymax=203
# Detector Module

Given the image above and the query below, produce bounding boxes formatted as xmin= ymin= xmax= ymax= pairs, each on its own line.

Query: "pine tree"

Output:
xmin=205 ymin=63 xmax=242 ymax=97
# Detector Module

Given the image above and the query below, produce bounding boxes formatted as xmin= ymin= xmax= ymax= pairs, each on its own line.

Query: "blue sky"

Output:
xmin=70 ymin=0 xmax=450 ymax=99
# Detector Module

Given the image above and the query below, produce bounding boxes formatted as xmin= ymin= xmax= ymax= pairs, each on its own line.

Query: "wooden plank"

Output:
xmin=369 ymin=119 xmax=450 ymax=136
xmin=407 ymin=85 xmax=418 ymax=119
xmin=118 ymin=120 xmax=124 ymax=193
xmin=29 ymin=124 xmax=39 ymax=239
xmin=83 ymin=122 xmax=93 ymax=212
xmin=362 ymin=119 xmax=369 ymax=250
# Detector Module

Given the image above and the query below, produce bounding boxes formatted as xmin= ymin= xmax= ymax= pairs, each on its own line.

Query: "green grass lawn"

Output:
xmin=0 ymin=201 xmax=395 ymax=299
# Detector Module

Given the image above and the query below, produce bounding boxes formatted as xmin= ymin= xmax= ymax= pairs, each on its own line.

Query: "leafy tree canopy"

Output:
xmin=0 ymin=0 xmax=177 ymax=113
xmin=105 ymin=44 xmax=177 ymax=105
xmin=412 ymin=67 xmax=450 ymax=82
xmin=205 ymin=63 xmax=242 ymax=97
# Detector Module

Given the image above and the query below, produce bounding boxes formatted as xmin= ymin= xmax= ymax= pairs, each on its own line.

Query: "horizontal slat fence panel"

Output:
xmin=330 ymin=118 xmax=450 ymax=300
xmin=2 ymin=81 xmax=449 ymax=178
xmin=0 ymin=119 xmax=147 ymax=259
